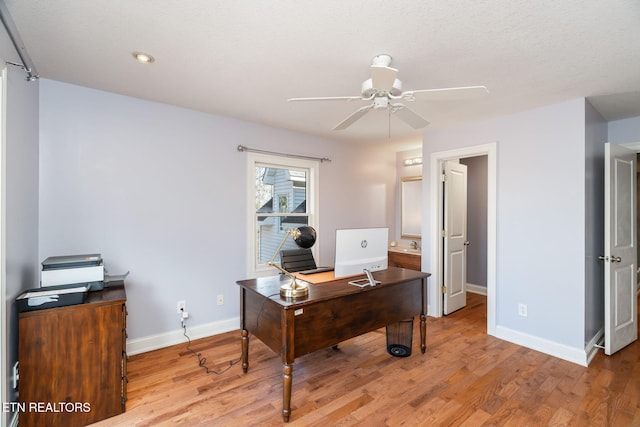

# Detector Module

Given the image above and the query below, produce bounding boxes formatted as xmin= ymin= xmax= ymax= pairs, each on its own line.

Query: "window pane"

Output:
xmin=255 ymin=166 xmax=307 ymax=214
xmin=257 ymin=217 xmax=309 ymax=265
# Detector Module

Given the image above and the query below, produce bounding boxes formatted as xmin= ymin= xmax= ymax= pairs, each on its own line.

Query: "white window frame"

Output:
xmin=246 ymin=152 xmax=319 ymax=278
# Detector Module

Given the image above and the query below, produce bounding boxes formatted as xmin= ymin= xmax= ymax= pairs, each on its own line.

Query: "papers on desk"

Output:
xmin=16 ymin=284 xmax=90 ymax=312
xmin=18 ymin=285 xmax=89 ymax=300
xmin=294 ymin=270 xmax=370 ymax=285
xmin=293 ymin=271 xmax=336 ymax=284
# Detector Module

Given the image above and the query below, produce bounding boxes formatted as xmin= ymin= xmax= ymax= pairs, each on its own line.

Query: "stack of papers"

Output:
xmin=17 ymin=285 xmax=90 ymax=300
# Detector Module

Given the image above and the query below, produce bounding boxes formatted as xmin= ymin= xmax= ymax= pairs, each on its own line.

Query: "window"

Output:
xmin=247 ymin=152 xmax=319 ymax=276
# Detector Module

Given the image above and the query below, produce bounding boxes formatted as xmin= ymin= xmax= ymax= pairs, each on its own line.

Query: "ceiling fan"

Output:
xmin=288 ymin=54 xmax=488 ymax=131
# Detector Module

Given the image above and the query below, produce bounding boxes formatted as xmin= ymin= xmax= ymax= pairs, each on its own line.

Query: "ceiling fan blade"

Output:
xmin=288 ymin=96 xmax=365 ymax=102
xmin=370 ymin=65 xmax=398 ymax=92
xmin=403 ymin=86 xmax=489 ymax=101
xmin=391 ymin=103 xmax=430 ymax=129
xmin=333 ymin=104 xmax=374 ymax=130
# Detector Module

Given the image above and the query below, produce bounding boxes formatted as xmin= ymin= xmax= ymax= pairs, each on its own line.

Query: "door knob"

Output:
xmin=464 ymin=241 xmax=470 ymax=246
xmin=600 ymin=255 xmax=622 ymax=262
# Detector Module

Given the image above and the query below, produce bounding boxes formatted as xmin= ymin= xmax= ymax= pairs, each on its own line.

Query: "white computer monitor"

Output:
xmin=334 ymin=227 xmax=389 ymax=278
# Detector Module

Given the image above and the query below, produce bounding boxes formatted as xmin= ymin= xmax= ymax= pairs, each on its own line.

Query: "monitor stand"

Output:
xmin=364 ymin=269 xmax=378 ymax=286
xmin=348 ymin=269 xmax=381 ymax=287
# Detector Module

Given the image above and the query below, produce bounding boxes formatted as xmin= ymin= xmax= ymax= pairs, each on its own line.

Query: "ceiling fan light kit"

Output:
xmin=362 ymin=77 xmax=402 ymax=98
xmin=288 ymin=54 xmax=488 ymax=133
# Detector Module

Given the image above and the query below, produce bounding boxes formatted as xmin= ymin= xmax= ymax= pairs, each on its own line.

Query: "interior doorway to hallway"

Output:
xmin=429 ymin=142 xmax=497 ymax=336
xmin=459 ymin=156 xmax=489 ymax=296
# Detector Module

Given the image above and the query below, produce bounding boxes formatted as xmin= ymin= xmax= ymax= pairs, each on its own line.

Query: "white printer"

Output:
xmin=41 ymin=254 xmax=104 ymax=291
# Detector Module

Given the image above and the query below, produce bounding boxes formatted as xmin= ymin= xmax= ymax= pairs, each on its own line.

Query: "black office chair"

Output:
xmin=280 ymin=248 xmax=317 ymax=273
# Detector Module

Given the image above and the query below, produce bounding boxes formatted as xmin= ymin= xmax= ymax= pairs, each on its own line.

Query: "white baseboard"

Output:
xmin=466 ymin=283 xmax=487 ymax=296
xmin=495 ymin=325 xmax=589 ymax=367
xmin=427 ymin=284 xmax=487 ymax=316
xmin=126 ymin=317 xmax=240 ymax=356
xmin=585 ymin=329 xmax=604 ymax=365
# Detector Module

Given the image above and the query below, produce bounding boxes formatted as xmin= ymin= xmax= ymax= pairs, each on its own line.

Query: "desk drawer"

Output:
xmin=292 ymin=279 xmax=422 ymax=357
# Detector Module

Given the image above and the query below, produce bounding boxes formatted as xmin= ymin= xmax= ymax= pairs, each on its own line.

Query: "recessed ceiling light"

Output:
xmin=132 ymin=52 xmax=155 ymax=64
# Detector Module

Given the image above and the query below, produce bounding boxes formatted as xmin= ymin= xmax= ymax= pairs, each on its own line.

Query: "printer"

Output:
xmin=41 ymin=254 xmax=104 ymax=291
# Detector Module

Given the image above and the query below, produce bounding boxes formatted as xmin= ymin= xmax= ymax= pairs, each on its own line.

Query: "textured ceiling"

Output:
xmin=3 ymin=0 xmax=640 ymax=145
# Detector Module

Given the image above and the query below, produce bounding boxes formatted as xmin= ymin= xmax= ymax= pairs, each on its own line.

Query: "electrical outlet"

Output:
xmin=177 ymin=300 xmax=186 ymax=314
xmin=518 ymin=303 xmax=528 ymax=317
xmin=217 ymin=294 xmax=224 ymax=306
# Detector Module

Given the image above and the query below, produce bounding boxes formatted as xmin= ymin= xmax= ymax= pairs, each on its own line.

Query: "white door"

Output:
xmin=604 ymin=143 xmax=638 ymax=355
xmin=443 ymin=161 xmax=468 ymax=315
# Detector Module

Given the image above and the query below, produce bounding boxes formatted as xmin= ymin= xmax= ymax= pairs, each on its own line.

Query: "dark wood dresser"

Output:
xmin=18 ymin=284 xmax=127 ymax=427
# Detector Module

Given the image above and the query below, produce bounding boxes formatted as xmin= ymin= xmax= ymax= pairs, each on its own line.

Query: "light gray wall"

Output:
xmin=38 ymin=79 xmax=397 ymax=341
xmin=608 ymin=116 xmax=640 ymax=144
xmin=460 ymin=155 xmax=488 ymax=287
xmin=423 ymin=98 xmax=587 ymax=350
xmin=584 ymin=101 xmax=606 ymax=344
xmin=2 ymin=66 xmax=40 ymax=419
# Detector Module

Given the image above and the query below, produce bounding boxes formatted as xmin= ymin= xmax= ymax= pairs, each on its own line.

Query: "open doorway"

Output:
xmin=603 ymin=143 xmax=638 ymax=355
xmin=439 ymin=157 xmax=485 ymax=315
xmin=617 ymin=142 xmax=640 ymax=295
xmin=429 ymin=142 xmax=497 ymax=336
xmin=460 ymin=156 xmax=488 ymax=296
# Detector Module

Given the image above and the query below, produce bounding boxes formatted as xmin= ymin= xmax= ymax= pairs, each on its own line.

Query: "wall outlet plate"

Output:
xmin=177 ymin=300 xmax=186 ymax=314
xmin=518 ymin=303 xmax=528 ymax=317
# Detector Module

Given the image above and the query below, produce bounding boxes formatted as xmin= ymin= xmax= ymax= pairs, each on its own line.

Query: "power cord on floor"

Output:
xmin=180 ymin=291 xmax=279 ymax=375
xmin=180 ymin=312 xmax=242 ymax=375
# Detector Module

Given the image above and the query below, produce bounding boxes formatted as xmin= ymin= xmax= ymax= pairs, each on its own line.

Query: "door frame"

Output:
xmin=429 ymin=142 xmax=497 ymax=336
xmin=0 ymin=67 xmax=6 ymax=427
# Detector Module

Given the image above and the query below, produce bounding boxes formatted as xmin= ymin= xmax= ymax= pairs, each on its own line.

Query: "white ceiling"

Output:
xmin=3 ymin=0 xmax=640 ymax=145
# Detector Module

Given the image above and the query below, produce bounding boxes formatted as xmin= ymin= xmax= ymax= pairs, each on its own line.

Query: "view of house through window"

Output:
xmin=253 ymin=162 xmax=313 ymax=270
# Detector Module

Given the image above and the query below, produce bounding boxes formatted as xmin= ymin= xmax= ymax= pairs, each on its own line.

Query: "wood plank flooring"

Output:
xmin=92 ymin=293 xmax=640 ymax=426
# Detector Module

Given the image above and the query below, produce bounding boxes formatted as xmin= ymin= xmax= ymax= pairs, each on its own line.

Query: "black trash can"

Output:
xmin=386 ymin=318 xmax=413 ymax=357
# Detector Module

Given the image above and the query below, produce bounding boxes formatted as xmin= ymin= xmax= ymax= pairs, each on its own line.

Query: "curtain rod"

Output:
xmin=237 ymin=145 xmax=331 ymax=163
xmin=0 ymin=1 xmax=39 ymax=81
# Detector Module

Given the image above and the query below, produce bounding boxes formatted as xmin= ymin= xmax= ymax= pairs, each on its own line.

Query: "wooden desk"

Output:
xmin=237 ymin=267 xmax=429 ymax=422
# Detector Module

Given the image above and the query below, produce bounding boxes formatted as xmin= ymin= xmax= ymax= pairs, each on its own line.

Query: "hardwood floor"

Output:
xmin=92 ymin=293 xmax=640 ymax=426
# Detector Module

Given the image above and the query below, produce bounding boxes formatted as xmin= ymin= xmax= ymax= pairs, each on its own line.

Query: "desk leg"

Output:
xmin=420 ymin=314 xmax=426 ymax=354
xmin=241 ymin=329 xmax=249 ymax=373
xmin=282 ymin=364 xmax=293 ymax=422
